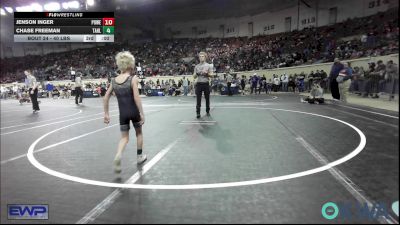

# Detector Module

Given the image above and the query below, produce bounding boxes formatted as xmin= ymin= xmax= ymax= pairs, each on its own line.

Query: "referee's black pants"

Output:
xmin=75 ymin=87 xmax=83 ymax=104
xmin=195 ymin=82 xmax=210 ymax=114
xmin=29 ymin=88 xmax=40 ymax=110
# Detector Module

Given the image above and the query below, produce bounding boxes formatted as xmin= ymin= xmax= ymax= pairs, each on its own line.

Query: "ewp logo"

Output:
xmin=8 ymin=204 xmax=48 ymax=220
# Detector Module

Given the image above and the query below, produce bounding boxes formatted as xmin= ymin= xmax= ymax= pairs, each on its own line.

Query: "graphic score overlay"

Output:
xmin=14 ymin=12 xmax=114 ymax=42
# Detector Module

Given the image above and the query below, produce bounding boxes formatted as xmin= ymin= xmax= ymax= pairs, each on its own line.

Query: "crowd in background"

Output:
xmin=0 ymin=8 xmax=398 ymax=84
xmin=1 ymin=57 xmax=397 ymax=101
xmin=0 ymin=81 xmax=108 ymax=100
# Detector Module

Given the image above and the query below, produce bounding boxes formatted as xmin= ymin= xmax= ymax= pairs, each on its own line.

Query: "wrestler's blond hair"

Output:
xmin=198 ymin=51 xmax=207 ymax=59
xmin=115 ymin=51 xmax=135 ymax=72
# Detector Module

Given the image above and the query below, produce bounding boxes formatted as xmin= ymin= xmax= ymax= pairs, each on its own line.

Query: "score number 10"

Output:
xmin=103 ymin=18 xmax=114 ymax=26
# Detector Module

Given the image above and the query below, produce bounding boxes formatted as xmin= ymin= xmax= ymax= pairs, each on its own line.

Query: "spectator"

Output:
xmin=386 ymin=60 xmax=399 ymax=100
xmin=329 ymin=58 xmax=344 ymax=101
xmin=287 ymin=77 xmax=295 ymax=93
xmin=250 ymin=74 xmax=258 ymax=94
xmin=226 ymin=73 xmax=233 ymax=96
xmin=370 ymin=60 xmax=386 ymax=98
xmin=240 ymin=76 xmax=246 ymax=95
xmin=0 ymin=85 xmax=7 ymax=99
xmin=282 ymin=74 xmax=289 ymax=92
xmin=337 ymin=62 xmax=353 ymax=103
xmin=273 ymin=75 xmax=280 ymax=92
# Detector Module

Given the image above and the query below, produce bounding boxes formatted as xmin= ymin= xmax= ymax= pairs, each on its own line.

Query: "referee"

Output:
xmin=193 ymin=52 xmax=213 ymax=118
xmin=75 ymin=73 xmax=83 ymax=105
xmin=24 ymin=69 xmax=40 ymax=113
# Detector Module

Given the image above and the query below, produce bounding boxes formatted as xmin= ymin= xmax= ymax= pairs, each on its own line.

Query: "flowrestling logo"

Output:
xmin=8 ymin=204 xmax=48 ymax=220
xmin=322 ymin=201 xmax=398 ymax=221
